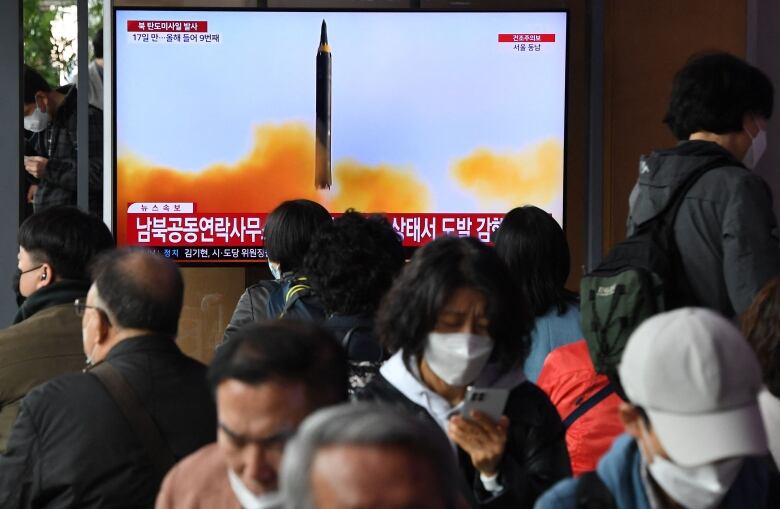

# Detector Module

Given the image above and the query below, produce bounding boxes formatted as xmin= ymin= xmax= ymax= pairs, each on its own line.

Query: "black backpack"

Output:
xmin=580 ymin=157 xmax=739 ymax=379
xmin=266 ymin=275 xmax=326 ymax=322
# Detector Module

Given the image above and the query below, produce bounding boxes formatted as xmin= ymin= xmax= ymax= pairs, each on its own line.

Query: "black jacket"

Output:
xmin=627 ymin=140 xmax=780 ymax=317
xmin=0 ymin=334 xmax=216 ymax=508
xmin=322 ymin=313 xmax=384 ymax=362
xmin=357 ymin=374 xmax=571 ymax=509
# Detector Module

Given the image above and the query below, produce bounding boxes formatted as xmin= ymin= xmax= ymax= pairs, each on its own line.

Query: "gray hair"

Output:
xmin=280 ymin=402 xmax=472 ymax=509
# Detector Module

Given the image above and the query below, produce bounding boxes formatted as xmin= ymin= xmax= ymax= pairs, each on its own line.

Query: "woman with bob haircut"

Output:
xmin=357 ymin=236 xmax=571 ymax=509
xmin=222 ymin=199 xmax=331 ymax=344
xmin=493 ymin=205 xmax=582 ymax=381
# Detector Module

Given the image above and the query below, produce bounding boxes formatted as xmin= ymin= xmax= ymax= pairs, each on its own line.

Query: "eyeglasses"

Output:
xmin=73 ymin=299 xmax=111 ymax=324
xmin=19 ymin=264 xmax=43 ymax=276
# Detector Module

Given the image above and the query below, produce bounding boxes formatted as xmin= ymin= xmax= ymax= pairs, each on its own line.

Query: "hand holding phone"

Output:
xmin=460 ymin=387 xmax=509 ymax=422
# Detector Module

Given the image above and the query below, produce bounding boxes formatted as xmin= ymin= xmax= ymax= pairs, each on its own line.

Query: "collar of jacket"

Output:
xmin=84 ymin=333 xmax=180 ymax=372
xmin=14 ymin=279 xmax=90 ymax=324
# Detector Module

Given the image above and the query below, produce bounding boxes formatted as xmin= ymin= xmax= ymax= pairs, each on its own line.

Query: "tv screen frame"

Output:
xmin=110 ymin=6 xmax=570 ymax=265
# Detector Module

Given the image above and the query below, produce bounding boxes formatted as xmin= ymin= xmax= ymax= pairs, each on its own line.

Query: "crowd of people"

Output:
xmin=4 ymin=51 xmax=779 ymax=508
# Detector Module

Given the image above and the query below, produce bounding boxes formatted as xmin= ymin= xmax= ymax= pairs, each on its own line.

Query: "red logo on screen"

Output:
xmin=498 ymin=34 xmax=556 ymax=43
xmin=127 ymin=20 xmax=208 ymax=33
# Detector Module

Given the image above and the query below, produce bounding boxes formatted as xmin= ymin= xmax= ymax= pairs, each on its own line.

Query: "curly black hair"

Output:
xmin=664 ymin=52 xmax=773 ymax=140
xmin=494 ymin=206 xmax=577 ymax=318
xmin=302 ymin=211 xmax=404 ymax=315
xmin=741 ymin=275 xmax=780 ymax=397
xmin=376 ymin=236 xmax=532 ymax=372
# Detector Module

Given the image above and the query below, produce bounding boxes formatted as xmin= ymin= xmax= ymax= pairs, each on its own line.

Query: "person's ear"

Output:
xmin=36 ymin=263 xmax=54 ymax=290
xmin=96 ymin=310 xmax=112 ymax=344
xmin=618 ymin=402 xmax=643 ymax=439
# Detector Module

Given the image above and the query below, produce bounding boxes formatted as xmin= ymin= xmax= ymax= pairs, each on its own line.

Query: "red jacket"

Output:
xmin=536 ymin=339 xmax=624 ymax=476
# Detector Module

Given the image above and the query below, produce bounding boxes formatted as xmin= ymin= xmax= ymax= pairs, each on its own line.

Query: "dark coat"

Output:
xmin=357 ymin=374 xmax=572 ymax=509
xmin=627 ymin=140 xmax=780 ymax=318
xmin=28 ymin=85 xmax=103 ymax=216
xmin=0 ymin=334 xmax=217 ymax=508
xmin=0 ymin=280 xmax=90 ymax=451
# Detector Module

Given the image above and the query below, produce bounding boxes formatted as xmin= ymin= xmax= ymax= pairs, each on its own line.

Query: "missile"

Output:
xmin=315 ymin=20 xmax=332 ymax=190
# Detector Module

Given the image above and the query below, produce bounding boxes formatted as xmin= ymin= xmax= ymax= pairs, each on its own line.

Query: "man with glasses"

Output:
xmin=0 ymin=248 xmax=216 ymax=508
xmin=0 ymin=206 xmax=112 ymax=451
xmin=156 ymin=321 xmax=349 ymax=509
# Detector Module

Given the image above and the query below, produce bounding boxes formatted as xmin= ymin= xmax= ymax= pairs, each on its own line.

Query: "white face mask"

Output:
xmin=82 ymin=328 xmax=97 ymax=366
xmin=743 ymin=123 xmax=767 ymax=169
xmin=268 ymin=261 xmax=282 ymax=281
xmin=424 ymin=332 xmax=493 ymax=386
xmin=227 ymin=468 xmax=284 ymax=509
xmin=24 ymin=103 xmax=49 ymax=133
xmin=647 ymin=455 xmax=743 ymax=509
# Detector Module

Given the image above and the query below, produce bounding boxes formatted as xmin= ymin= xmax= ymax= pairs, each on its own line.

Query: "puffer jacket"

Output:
xmin=626 ymin=140 xmax=780 ymax=318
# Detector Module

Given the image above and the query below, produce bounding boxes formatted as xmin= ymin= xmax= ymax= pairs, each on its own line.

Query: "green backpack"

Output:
xmin=580 ymin=157 xmax=737 ymax=378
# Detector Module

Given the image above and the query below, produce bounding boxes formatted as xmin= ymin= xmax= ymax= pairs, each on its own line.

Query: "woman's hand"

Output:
xmin=448 ymin=411 xmax=509 ymax=476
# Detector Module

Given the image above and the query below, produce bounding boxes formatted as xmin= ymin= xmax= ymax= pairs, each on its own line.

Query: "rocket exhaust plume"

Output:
xmin=315 ymin=20 xmax=332 ymax=190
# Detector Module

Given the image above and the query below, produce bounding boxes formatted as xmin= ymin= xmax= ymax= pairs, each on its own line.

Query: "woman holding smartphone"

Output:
xmin=357 ymin=236 xmax=571 ymax=509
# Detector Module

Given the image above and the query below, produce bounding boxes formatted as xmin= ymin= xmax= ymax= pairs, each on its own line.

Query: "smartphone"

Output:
xmin=460 ymin=387 xmax=509 ymax=422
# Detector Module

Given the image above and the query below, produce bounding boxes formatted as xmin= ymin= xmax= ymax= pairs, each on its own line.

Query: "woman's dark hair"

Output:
xmin=208 ymin=321 xmax=349 ymax=408
xmin=302 ymin=210 xmax=404 ymax=315
xmin=493 ymin=206 xmax=576 ymax=318
xmin=264 ymin=199 xmax=331 ymax=274
xmin=664 ymin=52 xmax=773 ymax=140
xmin=18 ymin=206 xmax=114 ymax=281
xmin=376 ymin=236 xmax=532 ymax=371
xmin=741 ymin=276 xmax=780 ymax=397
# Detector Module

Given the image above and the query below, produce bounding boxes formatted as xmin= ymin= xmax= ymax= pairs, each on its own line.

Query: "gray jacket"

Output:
xmin=627 ymin=140 xmax=780 ymax=318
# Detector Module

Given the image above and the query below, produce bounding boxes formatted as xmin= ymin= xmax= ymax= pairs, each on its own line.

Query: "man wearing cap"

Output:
xmin=535 ymin=307 xmax=774 ymax=509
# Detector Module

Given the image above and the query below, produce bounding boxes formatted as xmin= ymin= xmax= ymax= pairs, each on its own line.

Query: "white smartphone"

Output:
xmin=460 ymin=387 xmax=509 ymax=422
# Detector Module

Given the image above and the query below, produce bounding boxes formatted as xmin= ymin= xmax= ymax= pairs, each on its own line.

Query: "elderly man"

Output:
xmin=0 ymin=206 xmax=112 ymax=450
xmin=280 ymin=403 xmax=473 ymax=509
xmin=0 ymin=248 xmax=216 ymax=508
xmin=156 ymin=321 xmax=349 ymax=509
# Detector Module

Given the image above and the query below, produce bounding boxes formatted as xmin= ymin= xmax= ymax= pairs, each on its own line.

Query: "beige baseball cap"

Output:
xmin=618 ymin=307 xmax=767 ymax=466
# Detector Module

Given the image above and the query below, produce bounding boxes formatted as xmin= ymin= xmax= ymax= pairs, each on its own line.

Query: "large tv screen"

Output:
xmin=113 ymin=8 xmax=568 ymax=262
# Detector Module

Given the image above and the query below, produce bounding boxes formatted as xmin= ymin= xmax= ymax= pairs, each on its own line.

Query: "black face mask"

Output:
xmin=12 ymin=268 xmax=25 ymax=308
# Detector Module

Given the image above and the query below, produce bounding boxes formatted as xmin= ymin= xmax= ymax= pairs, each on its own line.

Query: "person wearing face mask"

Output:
xmin=0 ymin=249 xmax=216 ymax=508
xmin=535 ymin=308 xmax=774 ymax=509
xmin=0 ymin=206 xmax=112 ymax=452
xmin=626 ymin=52 xmax=780 ymax=320
xmin=357 ymin=237 xmax=571 ymax=509
xmin=156 ymin=321 xmax=349 ymax=509
xmin=22 ymin=65 xmax=104 ymax=216
xmin=222 ymin=199 xmax=331 ymax=345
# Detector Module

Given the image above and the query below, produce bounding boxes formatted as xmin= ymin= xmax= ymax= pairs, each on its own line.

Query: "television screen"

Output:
xmin=113 ymin=9 xmax=568 ymax=262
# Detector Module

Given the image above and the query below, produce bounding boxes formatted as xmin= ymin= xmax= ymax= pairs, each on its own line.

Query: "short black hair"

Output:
xmin=376 ymin=236 xmax=532 ymax=371
xmin=208 ymin=321 xmax=349 ymax=409
xmin=92 ymin=28 xmax=103 ymax=59
xmin=23 ymin=65 xmax=51 ymax=105
xmin=664 ymin=52 xmax=773 ymax=140
xmin=302 ymin=211 xmax=405 ymax=315
xmin=18 ymin=206 xmax=114 ymax=281
xmin=494 ymin=206 xmax=576 ymax=318
xmin=91 ymin=248 xmax=183 ymax=335
xmin=264 ymin=199 xmax=332 ymax=274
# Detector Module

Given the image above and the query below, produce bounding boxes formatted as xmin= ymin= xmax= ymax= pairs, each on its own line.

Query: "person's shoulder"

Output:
xmin=532 ymin=476 xmax=579 ymax=509
xmin=21 ymin=371 xmax=97 ymax=415
xmin=506 ymin=380 xmax=563 ymax=427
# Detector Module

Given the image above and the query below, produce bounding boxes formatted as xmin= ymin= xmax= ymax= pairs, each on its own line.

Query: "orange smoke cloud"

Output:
xmin=330 ymin=160 xmax=430 ymax=213
xmin=451 ymin=139 xmax=563 ymax=210
xmin=117 ymin=122 xmax=431 ymax=243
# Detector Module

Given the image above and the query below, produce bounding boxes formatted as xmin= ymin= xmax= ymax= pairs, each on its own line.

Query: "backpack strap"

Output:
xmin=280 ymin=277 xmax=312 ymax=317
xmin=90 ymin=362 xmax=176 ymax=475
xmin=575 ymin=471 xmax=616 ymax=509
xmin=562 ymin=382 xmax=615 ymax=430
